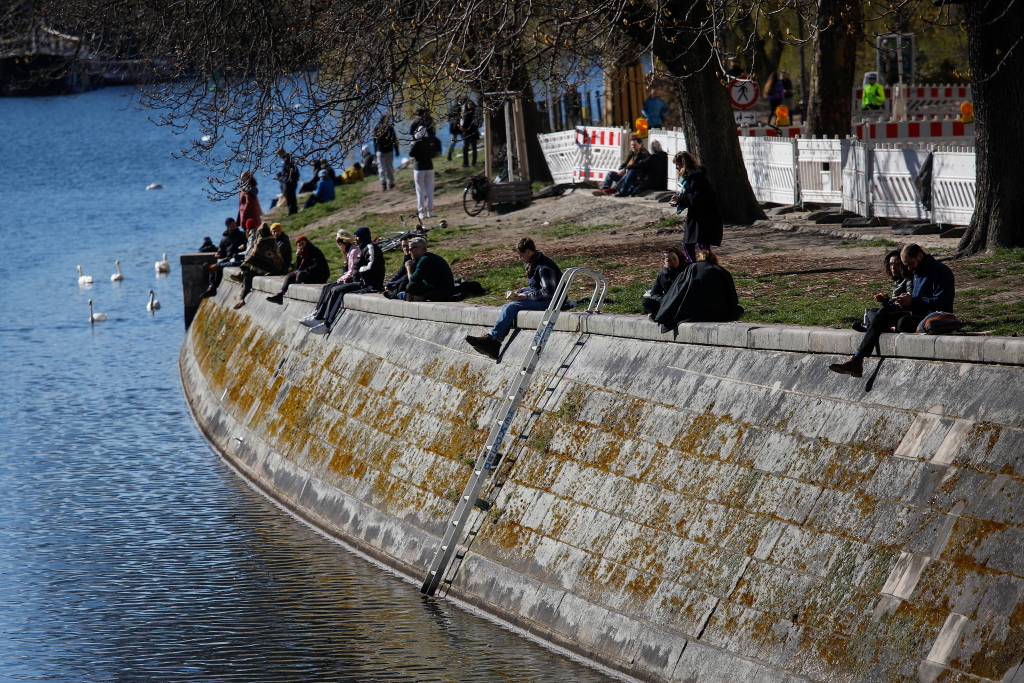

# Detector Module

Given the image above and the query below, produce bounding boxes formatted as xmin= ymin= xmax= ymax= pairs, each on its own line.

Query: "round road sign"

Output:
xmin=729 ymin=79 xmax=760 ymax=110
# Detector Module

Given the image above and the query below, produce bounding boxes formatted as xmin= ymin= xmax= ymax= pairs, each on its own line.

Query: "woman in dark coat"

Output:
xmin=653 ymin=250 xmax=743 ymax=332
xmin=642 ymin=246 xmax=688 ymax=318
xmin=672 ymin=151 xmax=723 ymax=263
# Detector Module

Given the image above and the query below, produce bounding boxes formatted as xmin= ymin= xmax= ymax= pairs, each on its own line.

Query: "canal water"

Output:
xmin=0 ymin=88 xmax=613 ymax=682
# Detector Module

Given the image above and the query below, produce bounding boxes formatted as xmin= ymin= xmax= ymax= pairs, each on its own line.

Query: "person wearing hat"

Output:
xmin=270 ymin=223 xmax=291 ymax=274
xmin=266 ymin=235 xmax=330 ymax=304
xmin=303 ymin=168 xmax=336 ymax=209
xmin=862 ymin=73 xmax=886 ymax=111
xmin=237 ymin=171 xmax=262 ymax=230
xmin=230 ymin=222 xmax=284 ymax=309
xmin=275 ymin=148 xmax=300 ymax=215
xmin=305 ymin=226 xmax=388 ymax=334
xmin=298 ymin=229 xmax=361 ymax=330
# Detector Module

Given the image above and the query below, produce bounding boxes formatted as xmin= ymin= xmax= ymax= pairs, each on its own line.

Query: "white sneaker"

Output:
xmin=299 ymin=317 xmax=322 ymax=327
xmin=418 ymin=213 xmax=426 ymax=220
xmin=310 ymin=322 xmax=330 ymax=335
xmin=426 ymin=212 xmax=433 ymax=219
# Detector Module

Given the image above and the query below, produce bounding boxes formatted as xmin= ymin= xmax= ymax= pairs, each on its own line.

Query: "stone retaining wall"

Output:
xmin=180 ymin=272 xmax=1024 ymax=683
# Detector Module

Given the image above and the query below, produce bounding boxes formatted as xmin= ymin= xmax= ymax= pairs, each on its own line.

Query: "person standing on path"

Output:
xmin=236 ymin=172 xmax=262 ymax=231
xmin=409 ymin=128 xmax=435 ymax=220
xmin=641 ymin=88 xmax=669 ymax=128
xmin=465 ymin=238 xmax=562 ymax=360
xmin=672 ymin=151 xmax=722 ymax=263
xmin=829 ymin=244 xmax=955 ymax=378
xmin=275 ymin=148 xmax=299 ymax=215
xmin=373 ymin=114 xmax=398 ymax=191
xmin=460 ymin=100 xmax=480 ymax=167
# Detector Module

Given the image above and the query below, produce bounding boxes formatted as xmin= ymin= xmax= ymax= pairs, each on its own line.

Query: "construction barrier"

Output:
xmin=871 ymin=145 xmax=932 ymax=220
xmin=736 ymin=126 xmax=804 ymax=137
xmin=797 ymin=138 xmax=844 ymax=205
xmin=647 ymin=129 xmax=687 ymax=191
xmin=842 ymin=140 xmax=872 ymax=216
xmin=573 ymin=126 xmax=629 ymax=184
xmin=536 ymin=130 xmax=579 ymax=185
xmin=853 ymin=83 xmax=972 ymax=118
xmin=932 ymin=146 xmax=976 ymax=226
xmin=852 ymin=119 xmax=973 ymax=142
xmin=739 ymin=137 xmax=799 ymax=206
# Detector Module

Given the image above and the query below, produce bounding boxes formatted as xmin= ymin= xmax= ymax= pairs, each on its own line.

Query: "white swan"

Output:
xmin=77 ymin=265 xmax=93 ymax=286
xmin=147 ymin=290 xmax=161 ymax=312
xmin=88 ymin=299 xmax=106 ymax=323
xmin=146 ymin=183 xmax=164 ymax=190
xmin=155 ymin=253 xmax=171 ymax=273
xmin=111 ymin=260 xmax=124 ymax=281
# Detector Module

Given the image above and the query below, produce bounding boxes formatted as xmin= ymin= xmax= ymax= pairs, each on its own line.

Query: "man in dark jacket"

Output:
xmin=384 ymin=237 xmax=413 ymax=295
xmin=466 ymin=238 xmax=562 ymax=360
xmin=830 ymin=243 xmax=955 ymax=378
xmin=266 ymin=236 xmax=330 ymax=303
xmin=276 ymin=148 xmax=300 ymax=215
xmin=202 ymin=218 xmax=246 ymax=298
xmin=596 ymin=137 xmax=649 ymax=195
xmin=396 ymin=236 xmax=455 ymax=301
xmin=373 ymin=115 xmax=398 ymax=191
xmin=620 ymin=140 xmax=669 ymax=196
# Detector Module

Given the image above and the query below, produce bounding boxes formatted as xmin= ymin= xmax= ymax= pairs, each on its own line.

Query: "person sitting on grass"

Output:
xmin=465 ymin=238 xmax=562 ymax=360
xmin=266 ymin=235 xmax=330 ymax=304
xmin=230 ymin=223 xmax=283 ymax=309
xmin=851 ymin=248 xmax=913 ymax=332
xmin=340 ymin=162 xmax=364 ymax=184
xmin=299 ymin=230 xmax=360 ymax=329
xmin=303 ymin=170 xmax=335 ymax=209
xmin=642 ymin=246 xmax=688 ymax=319
xmin=651 ymin=250 xmax=742 ymax=332
xmin=829 ymin=243 xmax=955 ymax=378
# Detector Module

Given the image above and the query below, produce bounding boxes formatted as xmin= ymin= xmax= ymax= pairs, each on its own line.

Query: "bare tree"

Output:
xmin=803 ymin=0 xmax=862 ymax=138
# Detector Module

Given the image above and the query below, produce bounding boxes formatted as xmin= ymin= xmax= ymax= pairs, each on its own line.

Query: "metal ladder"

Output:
xmin=420 ymin=267 xmax=608 ymax=596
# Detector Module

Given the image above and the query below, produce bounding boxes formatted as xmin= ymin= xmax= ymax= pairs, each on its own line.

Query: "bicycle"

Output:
xmin=375 ymin=215 xmax=449 ymax=252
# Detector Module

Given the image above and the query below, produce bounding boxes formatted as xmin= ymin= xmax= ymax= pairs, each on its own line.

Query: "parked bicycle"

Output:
xmin=375 ymin=215 xmax=449 ymax=253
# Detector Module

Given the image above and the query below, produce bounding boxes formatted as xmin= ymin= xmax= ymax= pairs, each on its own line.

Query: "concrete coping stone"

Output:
xmin=233 ymin=270 xmax=1024 ymax=367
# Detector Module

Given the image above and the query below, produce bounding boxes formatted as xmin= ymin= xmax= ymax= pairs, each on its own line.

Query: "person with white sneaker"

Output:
xmin=298 ymin=230 xmax=360 ymax=330
xmin=465 ymin=238 xmax=562 ymax=360
xmin=409 ymin=127 xmax=435 ymax=220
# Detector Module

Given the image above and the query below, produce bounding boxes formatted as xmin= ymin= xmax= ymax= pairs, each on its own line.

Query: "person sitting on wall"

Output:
xmin=593 ymin=136 xmax=649 ymax=196
xmin=229 ymin=222 xmax=284 ymax=309
xmin=266 ymin=235 xmax=331 ymax=304
xmin=340 ymin=162 xmax=364 ymax=185
xmin=203 ymin=218 xmax=255 ymax=298
xmin=299 ymin=229 xmax=361 ymax=330
xmin=642 ymin=246 xmax=688 ymax=319
xmin=861 ymin=73 xmax=886 ymax=111
xmin=617 ymin=140 xmax=669 ymax=196
xmin=465 ymin=238 xmax=562 ymax=360
xmin=303 ymin=170 xmax=336 ymax=209
xmin=383 ymin=236 xmax=414 ymax=296
xmin=307 ymin=227 xmax=386 ymax=335
xmin=198 ymin=236 xmax=218 ymax=253
xmin=651 ymin=250 xmax=742 ymax=332
xmin=270 ymin=223 xmax=291 ymax=274
xmin=386 ymin=236 xmax=456 ymax=302
xmin=830 ymin=243 xmax=955 ymax=378
xmin=851 ymin=248 xmax=913 ymax=332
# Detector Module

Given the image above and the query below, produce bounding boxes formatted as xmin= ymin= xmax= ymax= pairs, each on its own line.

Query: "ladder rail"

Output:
xmin=420 ymin=268 xmax=607 ymax=596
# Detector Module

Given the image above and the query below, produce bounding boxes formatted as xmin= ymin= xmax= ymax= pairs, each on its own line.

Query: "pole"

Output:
xmin=504 ymin=100 xmax=514 ymax=181
xmin=797 ymin=12 xmax=806 ymax=124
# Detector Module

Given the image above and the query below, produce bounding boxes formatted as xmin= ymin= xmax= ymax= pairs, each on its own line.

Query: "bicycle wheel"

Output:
xmin=375 ymin=231 xmax=407 ymax=253
xmin=463 ymin=184 xmax=486 ymax=217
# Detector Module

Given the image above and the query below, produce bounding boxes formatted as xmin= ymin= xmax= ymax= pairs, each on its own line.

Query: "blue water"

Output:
xmin=0 ymin=88 xmax=612 ymax=682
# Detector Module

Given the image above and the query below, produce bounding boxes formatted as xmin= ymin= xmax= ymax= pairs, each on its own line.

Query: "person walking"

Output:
xmin=465 ymin=238 xmax=561 ymax=360
xmin=672 ymin=151 xmax=722 ymax=262
xmin=373 ymin=114 xmax=398 ymax=191
xmin=409 ymin=128 xmax=435 ymax=220
xmin=460 ymin=100 xmax=480 ymax=167
xmin=765 ymin=72 xmax=785 ymax=124
xmin=275 ymin=148 xmax=299 ymax=215
xmin=641 ymin=88 xmax=669 ymax=128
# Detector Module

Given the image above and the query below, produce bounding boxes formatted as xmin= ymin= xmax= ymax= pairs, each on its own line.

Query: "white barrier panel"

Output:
xmin=932 ymin=147 xmax=976 ymax=226
xmin=871 ymin=145 xmax=932 ymax=220
xmin=842 ymin=140 xmax=871 ymax=216
xmin=739 ymin=137 xmax=798 ymax=205
xmin=574 ymin=126 xmax=628 ymax=184
xmin=537 ymin=130 xmax=579 ymax=185
xmin=648 ymin=129 xmax=687 ymax=191
xmin=797 ymin=138 xmax=843 ymax=204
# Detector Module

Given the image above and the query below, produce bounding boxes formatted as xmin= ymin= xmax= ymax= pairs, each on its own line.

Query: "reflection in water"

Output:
xmin=0 ymin=89 xmax=613 ymax=682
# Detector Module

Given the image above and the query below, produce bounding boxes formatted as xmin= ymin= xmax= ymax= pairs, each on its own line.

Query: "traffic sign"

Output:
xmin=729 ymin=79 xmax=760 ymax=110
xmin=734 ymin=111 xmax=757 ymax=125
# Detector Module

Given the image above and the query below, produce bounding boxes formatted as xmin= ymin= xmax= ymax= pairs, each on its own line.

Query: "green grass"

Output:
xmin=836 ymin=238 xmax=899 ymax=249
xmin=273 ymin=183 xmax=370 ymax=232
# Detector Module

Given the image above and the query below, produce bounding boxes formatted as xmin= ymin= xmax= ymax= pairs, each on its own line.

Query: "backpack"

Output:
xmin=918 ymin=312 xmax=964 ymax=335
xmin=470 ymin=176 xmax=489 ymax=201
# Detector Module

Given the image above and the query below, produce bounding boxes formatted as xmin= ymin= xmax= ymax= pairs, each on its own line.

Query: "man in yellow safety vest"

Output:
xmin=862 ymin=73 xmax=886 ymax=110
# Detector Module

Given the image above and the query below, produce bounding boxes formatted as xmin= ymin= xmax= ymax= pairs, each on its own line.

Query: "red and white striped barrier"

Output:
xmin=852 ymin=119 xmax=974 ymax=142
xmin=854 ymin=84 xmax=971 ymax=106
xmin=572 ymin=126 xmax=629 ymax=184
xmin=736 ymin=126 xmax=803 ymax=137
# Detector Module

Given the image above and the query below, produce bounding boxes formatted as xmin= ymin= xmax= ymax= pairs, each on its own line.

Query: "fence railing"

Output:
xmin=538 ymin=131 xmax=978 ymax=225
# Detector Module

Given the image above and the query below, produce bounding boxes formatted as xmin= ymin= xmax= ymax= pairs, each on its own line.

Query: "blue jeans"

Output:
xmin=489 ymin=300 xmax=550 ymax=341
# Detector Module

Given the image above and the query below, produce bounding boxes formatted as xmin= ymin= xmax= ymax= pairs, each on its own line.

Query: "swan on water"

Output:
xmin=77 ymin=265 xmax=93 ymax=285
xmin=147 ymin=290 xmax=161 ymax=312
xmin=88 ymin=299 xmax=107 ymax=323
xmin=155 ymin=253 xmax=171 ymax=273
xmin=146 ymin=183 xmax=164 ymax=190
xmin=111 ymin=260 xmax=124 ymax=281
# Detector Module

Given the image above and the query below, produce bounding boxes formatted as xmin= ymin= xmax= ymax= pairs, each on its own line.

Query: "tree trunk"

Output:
xmin=956 ymin=1 xmax=1024 ymax=254
xmin=625 ymin=0 xmax=765 ymax=223
xmin=804 ymin=0 xmax=862 ymax=138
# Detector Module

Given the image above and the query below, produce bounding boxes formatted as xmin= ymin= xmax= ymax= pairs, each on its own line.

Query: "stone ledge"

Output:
xmin=231 ymin=273 xmax=1024 ymax=367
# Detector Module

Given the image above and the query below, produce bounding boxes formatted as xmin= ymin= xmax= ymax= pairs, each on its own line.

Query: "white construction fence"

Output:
xmin=538 ymin=129 xmax=978 ymax=225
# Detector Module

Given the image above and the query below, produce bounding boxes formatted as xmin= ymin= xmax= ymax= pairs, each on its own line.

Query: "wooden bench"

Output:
xmin=487 ymin=180 xmax=532 ymax=206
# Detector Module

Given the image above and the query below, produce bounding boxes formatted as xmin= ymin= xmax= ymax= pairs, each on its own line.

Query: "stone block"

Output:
xmin=893 ymin=333 xmax=937 ymax=359
xmin=934 ymin=335 xmax=986 ymax=363
xmin=982 ymin=338 xmax=1024 ymax=366
xmin=779 ymin=327 xmax=812 ymax=352
xmin=808 ymin=329 xmax=860 ymax=355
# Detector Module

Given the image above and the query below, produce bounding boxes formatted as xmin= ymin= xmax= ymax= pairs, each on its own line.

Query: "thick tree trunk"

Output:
xmin=956 ymin=1 xmax=1024 ymax=255
xmin=638 ymin=1 xmax=765 ymax=224
xmin=804 ymin=0 xmax=862 ymax=138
